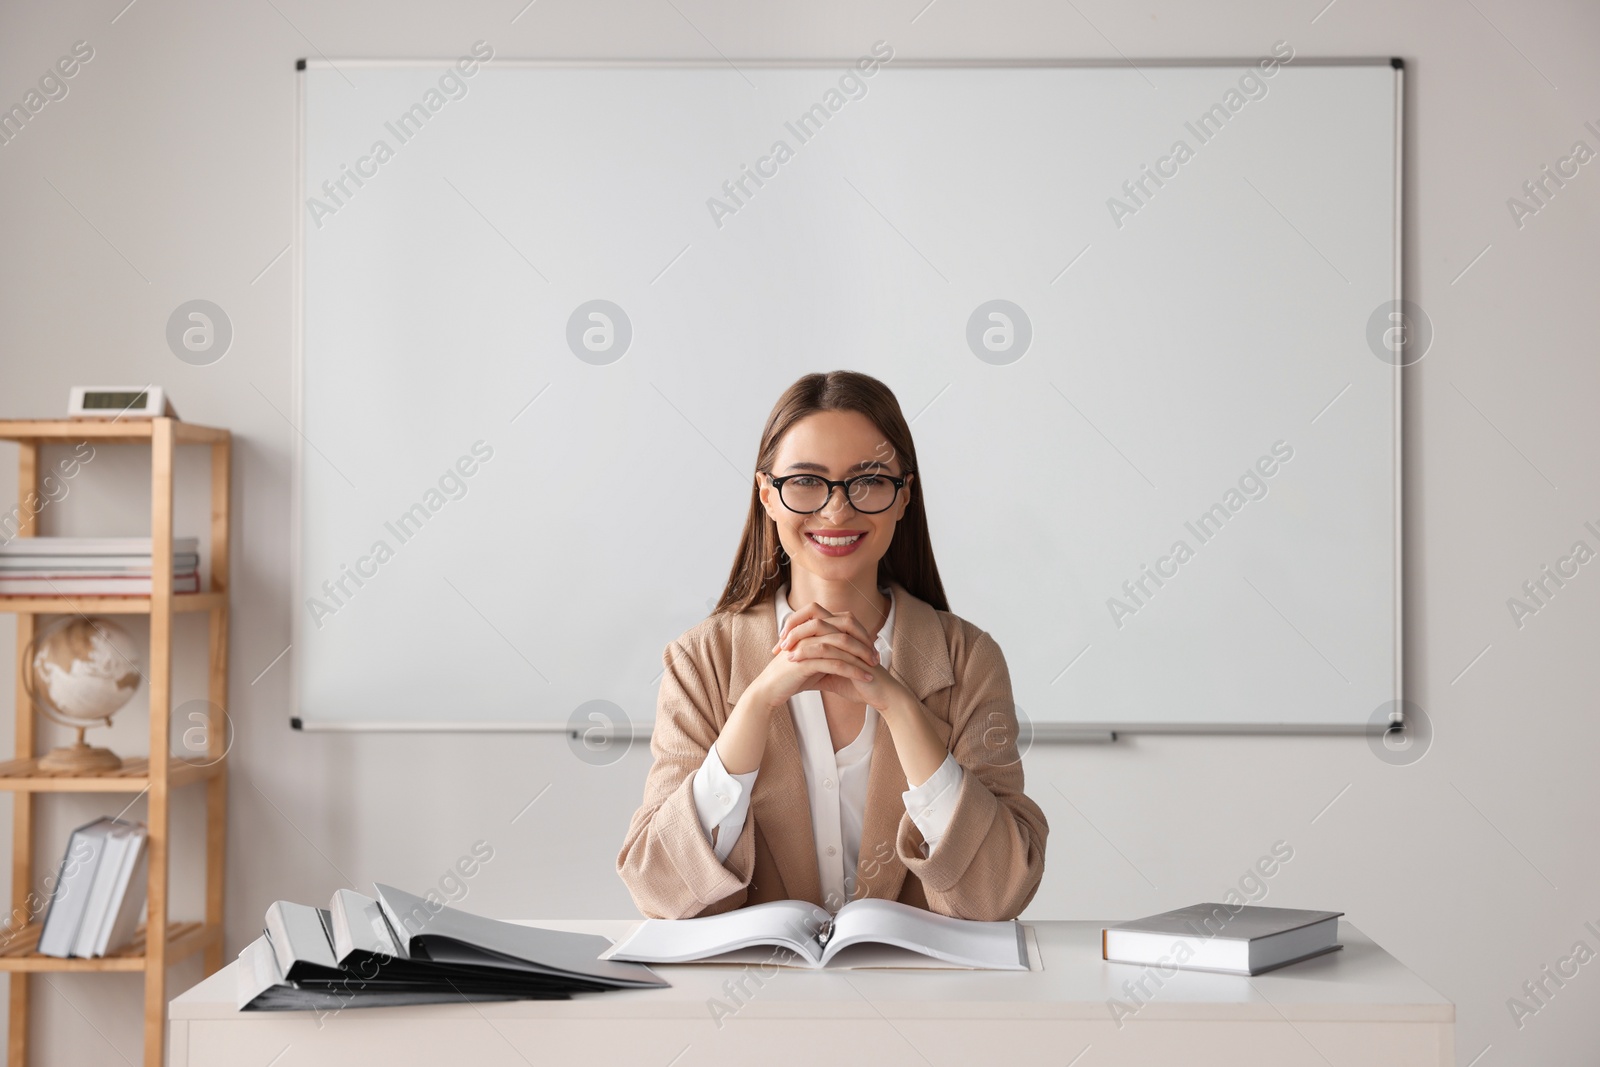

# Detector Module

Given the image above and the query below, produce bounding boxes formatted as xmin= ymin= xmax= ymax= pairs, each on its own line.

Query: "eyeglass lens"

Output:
xmin=779 ymin=474 xmax=899 ymax=514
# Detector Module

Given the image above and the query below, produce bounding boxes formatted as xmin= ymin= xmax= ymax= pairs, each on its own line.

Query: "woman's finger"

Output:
xmin=776 ymin=604 xmax=877 ymax=655
xmin=819 ymin=604 xmax=875 ymax=649
xmin=776 ymin=600 xmax=871 ymax=645
xmin=776 ymin=619 xmax=878 ymax=666
xmin=774 ymin=602 xmax=831 ymax=645
xmin=798 ymin=654 xmax=875 ymax=684
xmin=786 ymin=630 xmax=879 ymax=669
xmin=773 ymin=616 xmax=840 ymax=653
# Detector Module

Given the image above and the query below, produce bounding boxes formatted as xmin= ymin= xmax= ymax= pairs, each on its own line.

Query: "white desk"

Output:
xmin=169 ymin=920 xmax=1453 ymax=1067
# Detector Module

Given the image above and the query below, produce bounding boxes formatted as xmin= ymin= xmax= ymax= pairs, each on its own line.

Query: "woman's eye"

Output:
xmin=791 ymin=476 xmax=822 ymax=487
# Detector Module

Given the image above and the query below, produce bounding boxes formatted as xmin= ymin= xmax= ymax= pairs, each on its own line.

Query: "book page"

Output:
xmin=602 ymin=900 xmax=831 ymax=965
xmin=821 ymin=899 xmax=1028 ymax=970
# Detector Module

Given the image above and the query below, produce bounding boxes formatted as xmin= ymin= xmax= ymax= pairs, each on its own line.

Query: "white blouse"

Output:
xmin=691 ymin=581 xmax=965 ymax=912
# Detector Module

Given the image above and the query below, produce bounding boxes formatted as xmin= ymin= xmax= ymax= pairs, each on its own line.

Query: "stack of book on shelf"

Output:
xmin=238 ymin=883 xmax=669 ymax=1010
xmin=37 ymin=817 xmax=150 ymax=958
xmin=0 ymin=536 xmax=201 ymax=595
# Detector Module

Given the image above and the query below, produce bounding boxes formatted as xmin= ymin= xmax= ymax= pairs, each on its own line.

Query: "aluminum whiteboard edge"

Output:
xmin=290 ymin=718 xmax=1381 ymax=739
xmin=298 ymin=57 xmax=1401 ymax=69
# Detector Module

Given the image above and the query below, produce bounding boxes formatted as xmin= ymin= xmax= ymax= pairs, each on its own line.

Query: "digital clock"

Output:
xmin=68 ymin=386 xmax=179 ymax=419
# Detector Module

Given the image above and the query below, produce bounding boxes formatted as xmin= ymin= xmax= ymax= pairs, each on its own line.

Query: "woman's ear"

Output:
xmin=895 ymin=472 xmax=913 ymax=520
xmin=756 ymin=473 xmax=777 ymax=520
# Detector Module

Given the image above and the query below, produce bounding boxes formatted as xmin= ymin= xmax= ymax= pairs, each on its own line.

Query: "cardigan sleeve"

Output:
xmin=892 ymin=630 xmax=1048 ymax=921
xmin=615 ymin=634 xmax=759 ymax=919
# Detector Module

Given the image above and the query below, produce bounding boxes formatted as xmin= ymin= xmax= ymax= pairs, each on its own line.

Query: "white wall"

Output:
xmin=2 ymin=1 xmax=1597 ymax=1064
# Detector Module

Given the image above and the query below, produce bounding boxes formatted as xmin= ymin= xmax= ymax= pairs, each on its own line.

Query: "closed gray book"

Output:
xmin=1102 ymin=903 xmax=1344 ymax=976
xmin=0 ymin=536 xmax=200 ymax=556
xmin=0 ymin=553 xmax=199 ymax=571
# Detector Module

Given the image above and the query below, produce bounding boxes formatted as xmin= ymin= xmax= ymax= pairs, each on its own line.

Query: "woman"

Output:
xmin=616 ymin=371 xmax=1047 ymax=921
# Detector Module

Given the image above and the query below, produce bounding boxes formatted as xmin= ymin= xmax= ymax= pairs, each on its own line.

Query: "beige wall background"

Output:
xmin=2 ymin=0 xmax=1598 ymax=1063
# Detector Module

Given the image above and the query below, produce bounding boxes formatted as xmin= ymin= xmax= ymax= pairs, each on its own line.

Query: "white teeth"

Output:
xmin=810 ymin=532 xmax=862 ymax=546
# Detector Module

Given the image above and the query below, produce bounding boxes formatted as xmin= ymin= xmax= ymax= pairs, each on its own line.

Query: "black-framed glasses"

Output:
xmin=763 ymin=469 xmax=913 ymax=515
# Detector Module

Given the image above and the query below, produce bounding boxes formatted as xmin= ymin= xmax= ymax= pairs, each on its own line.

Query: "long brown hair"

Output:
xmin=712 ymin=371 xmax=949 ymax=616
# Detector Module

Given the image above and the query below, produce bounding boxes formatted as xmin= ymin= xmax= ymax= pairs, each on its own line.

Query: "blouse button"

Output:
xmin=826 ymin=845 xmax=837 ymax=857
xmin=823 ymin=777 xmax=834 ymax=789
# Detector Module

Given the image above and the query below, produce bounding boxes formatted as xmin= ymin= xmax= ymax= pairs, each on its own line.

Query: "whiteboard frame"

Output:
xmin=290 ymin=56 xmax=1405 ymax=738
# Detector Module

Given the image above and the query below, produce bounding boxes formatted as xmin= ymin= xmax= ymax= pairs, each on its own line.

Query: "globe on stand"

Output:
xmin=23 ymin=616 xmax=143 ymax=774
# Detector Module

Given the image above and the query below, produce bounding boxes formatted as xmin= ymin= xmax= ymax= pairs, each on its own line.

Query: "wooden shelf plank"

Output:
xmin=0 ymin=756 xmax=224 ymax=792
xmin=0 ymin=920 xmax=215 ymax=972
xmin=173 ymin=423 xmax=230 ymax=445
xmin=0 ymin=420 xmax=155 ymax=444
xmin=0 ymin=591 xmax=224 ymax=615
xmin=0 ymin=420 xmax=228 ymax=445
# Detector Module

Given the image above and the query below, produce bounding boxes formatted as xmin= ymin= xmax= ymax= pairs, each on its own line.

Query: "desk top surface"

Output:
xmin=171 ymin=919 xmax=1452 ymax=1023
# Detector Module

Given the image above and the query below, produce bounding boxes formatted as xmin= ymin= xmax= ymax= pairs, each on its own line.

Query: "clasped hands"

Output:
xmin=760 ymin=600 xmax=907 ymax=713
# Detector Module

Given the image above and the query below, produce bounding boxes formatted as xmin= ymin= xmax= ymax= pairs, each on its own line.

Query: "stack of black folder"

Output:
xmin=238 ymin=882 xmax=668 ymax=1010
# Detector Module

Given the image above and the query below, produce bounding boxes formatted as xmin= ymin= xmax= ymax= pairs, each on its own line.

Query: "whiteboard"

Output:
xmin=292 ymin=58 xmax=1401 ymax=733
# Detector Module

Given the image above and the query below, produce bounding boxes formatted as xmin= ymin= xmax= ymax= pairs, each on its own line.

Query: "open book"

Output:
xmin=601 ymin=898 xmax=1028 ymax=971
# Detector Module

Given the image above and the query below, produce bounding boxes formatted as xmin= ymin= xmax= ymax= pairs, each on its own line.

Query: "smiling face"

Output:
xmin=759 ymin=409 xmax=913 ymax=586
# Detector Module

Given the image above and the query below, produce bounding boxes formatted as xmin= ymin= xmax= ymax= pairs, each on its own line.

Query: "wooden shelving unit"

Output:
xmin=0 ymin=418 xmax=229 ymax=1067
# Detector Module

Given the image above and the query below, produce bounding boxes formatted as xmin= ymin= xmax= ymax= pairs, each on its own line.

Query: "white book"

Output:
xmin=0 ymin=573 xmax=201 ymax=595
xmin=96 ymin=827 xmax=149 ymax=956
xmin=36 ymin=818 xmax=118 ymax=958
xmin=0 ymin=536 xmax=200 ymax=556
xmin=1102 ymin=903 xmax=1344 ymax=976
xmin=601 ymin=898 xmax=1029 ymax=971
xmin=70 ymin=821 xmax=139 ymax=957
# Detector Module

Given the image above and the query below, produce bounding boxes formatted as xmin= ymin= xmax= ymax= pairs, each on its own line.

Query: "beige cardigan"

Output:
xmin=616 ymin=578 xmax=1048 ymax=921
